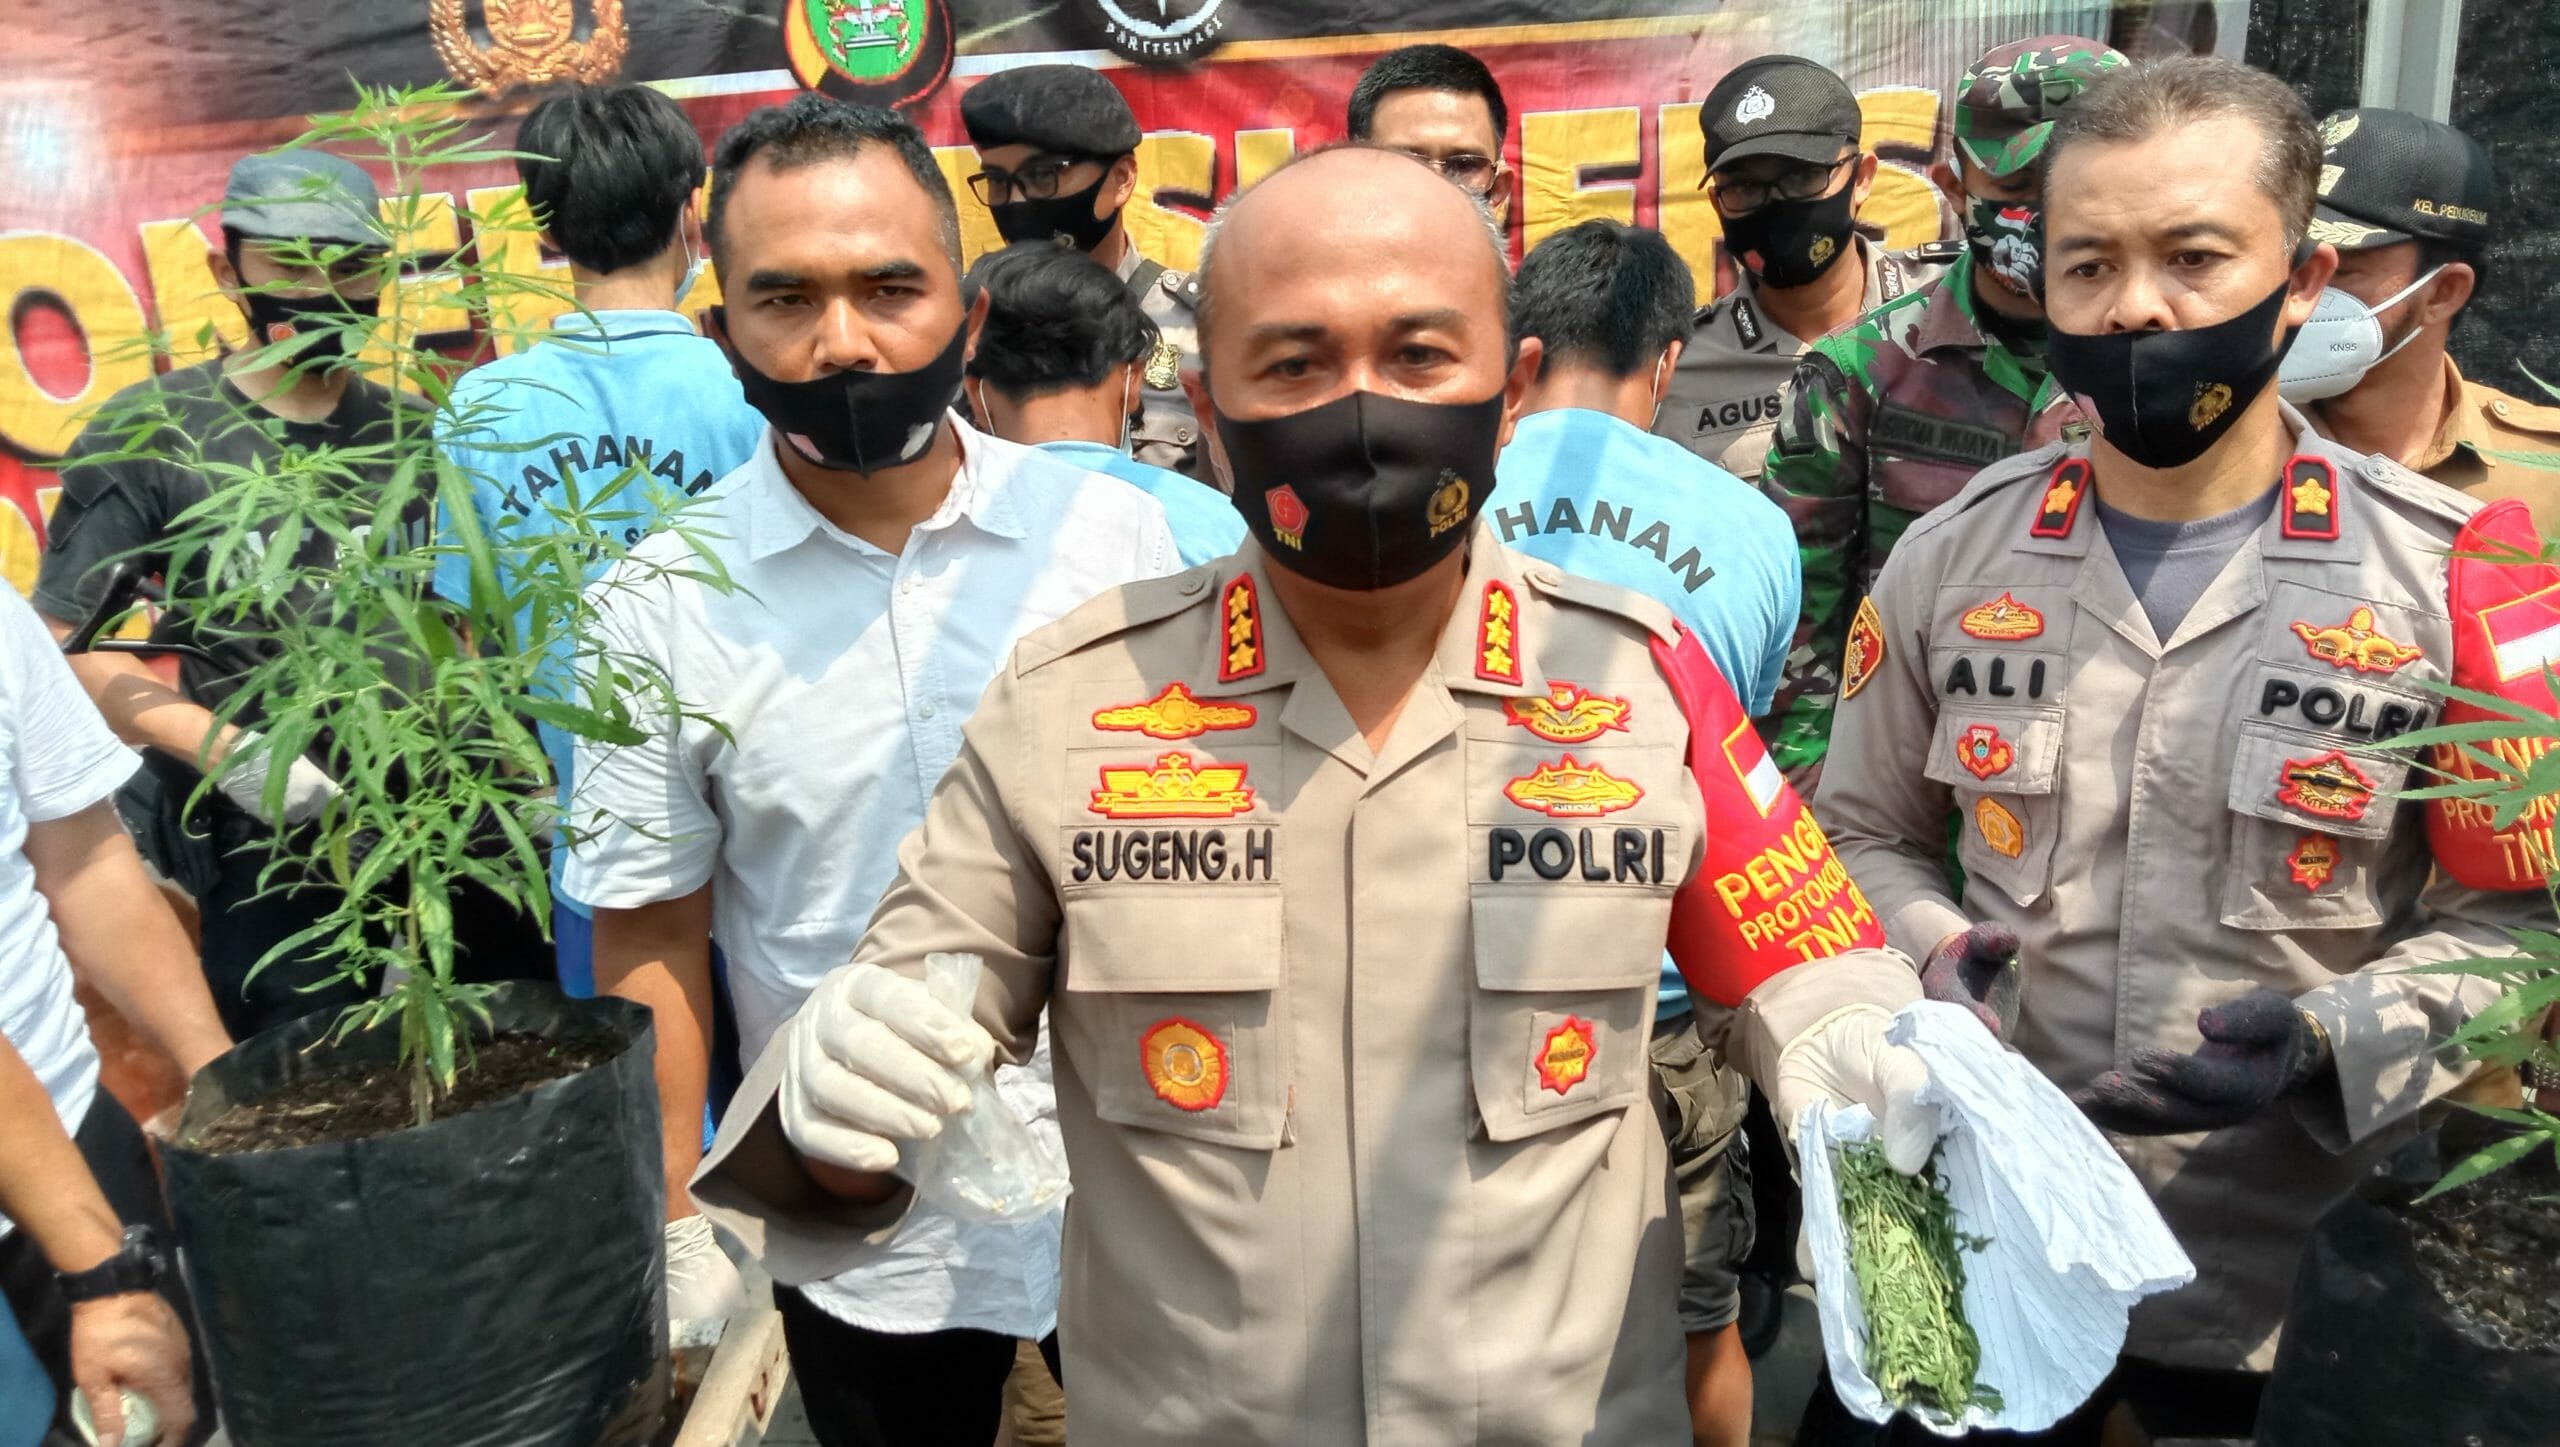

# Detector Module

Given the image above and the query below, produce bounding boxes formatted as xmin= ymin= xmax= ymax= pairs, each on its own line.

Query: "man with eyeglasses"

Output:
xmin=1756 ymin=37 xmax=2120 ymax=790
xmin=1346 ymin=43 xmax=1515 ymax=230
xmin=1653 ymin=56 xmax=1948 ymax=485
xmin=961 ymin=64 xmax=1208 ymax=481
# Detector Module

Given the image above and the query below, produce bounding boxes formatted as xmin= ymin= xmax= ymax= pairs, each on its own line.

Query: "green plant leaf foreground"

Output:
xmin=1838 ymin=1141 xmax=2000 ymax=1421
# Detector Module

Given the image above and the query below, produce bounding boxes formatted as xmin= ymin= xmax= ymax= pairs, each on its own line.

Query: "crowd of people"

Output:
xmin=0 ymin=24 xmax=2555 ymax=1447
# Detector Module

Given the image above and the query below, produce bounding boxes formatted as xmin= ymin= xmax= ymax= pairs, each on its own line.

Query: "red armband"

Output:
xmin=2429 ymin=498 xmax=2560 ymax=890
xmin=1651 ymin=628 xmax=1886 ymax=1006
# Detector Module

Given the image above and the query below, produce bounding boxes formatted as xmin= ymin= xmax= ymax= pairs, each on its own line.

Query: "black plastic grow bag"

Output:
xmin=162 ymin=983 xmax=667 ymax=1447
xmin=2258 ymin=1123 xmax=2560 ymax=1447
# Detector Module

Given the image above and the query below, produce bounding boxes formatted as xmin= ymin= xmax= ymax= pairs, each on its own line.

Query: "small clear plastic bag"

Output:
xmin=896 ymin=952 xmax=1070 ymax=1223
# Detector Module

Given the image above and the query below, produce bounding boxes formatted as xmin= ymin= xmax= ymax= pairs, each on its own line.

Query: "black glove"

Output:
xmin=2071 ymin=989 xmax=2332 ymax=1136
xmin=1919 ymin=922 xmax=2022 ymax=1043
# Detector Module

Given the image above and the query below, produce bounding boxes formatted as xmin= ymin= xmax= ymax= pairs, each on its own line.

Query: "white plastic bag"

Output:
xmin=1797 ymin=1001 xmax=2195 ymax=1435
xmin=897 ymin=952 xmax=1070 ymax=1223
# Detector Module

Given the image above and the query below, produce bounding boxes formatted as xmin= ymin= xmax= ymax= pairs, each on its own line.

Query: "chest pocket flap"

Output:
xmin=1467 ymin=889 xmax=1665 ymax=1143
xmin=1060 ymin=891 xmax=1286 ymax=1149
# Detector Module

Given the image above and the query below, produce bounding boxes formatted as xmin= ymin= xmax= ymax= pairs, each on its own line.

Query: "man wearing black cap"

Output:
xmin=2283 ymin=107 xmax=2560 ymax=533
xmin=1653 ymin=56 xmax=1947 ymax=483
xmin=960 ymin=63 xmax=1206 ymax=480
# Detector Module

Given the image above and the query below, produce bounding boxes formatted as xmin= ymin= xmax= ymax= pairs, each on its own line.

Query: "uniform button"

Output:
xmin=1178 ymin=575 xmax=1206 ymax=595
xmin=900 ymin=576 xmax=919 ymax=594
xmin=1527 ymin=566 xmax=1562 ymax=587
xmin=920 ymin=701 xmax=938 ymax=719
xmin=2494 ymin=401 xmax=2511 ymax=417
xmin=1177 ymin=427 xmax=1194 ymax=443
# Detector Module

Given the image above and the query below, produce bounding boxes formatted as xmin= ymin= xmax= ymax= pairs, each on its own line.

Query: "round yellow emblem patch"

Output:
xmin=1140 ymin=1017 xmax=1229 ymax=1112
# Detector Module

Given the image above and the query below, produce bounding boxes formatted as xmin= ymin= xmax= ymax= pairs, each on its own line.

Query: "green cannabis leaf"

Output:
xmin=1839 ymin=1140 xmax=2001 ymax=1420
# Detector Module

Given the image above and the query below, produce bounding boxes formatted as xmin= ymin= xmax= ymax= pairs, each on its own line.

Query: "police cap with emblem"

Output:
xmin=1953 ymin=35 xmax=2128 ymax=179
xmin=961 ymin=64 xmax=1142 ymax=159
xmin=2310 ymin=108 xmax=2494 ymax=251
xmin=223 ymin=149 xmax=385 ymax=247
xmin=1698 ymin=56 xmax=1863 ymax=174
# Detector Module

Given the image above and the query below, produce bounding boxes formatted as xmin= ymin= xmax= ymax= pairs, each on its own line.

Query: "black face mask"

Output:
xmin=1214 ymin=388 xmax=1503 ymax=591
xmin=1720 ymin=186 xmax=1858 ymax=289
xmin=2047 ymin=277 xmax=2298 ymax=471
xmin=988 ymin=171 xmax=1121 ymax=252
xmin=714 ymin=310 xmax=967 ymax=475
xmin=242 ymin=290 xmax=379 ymax=365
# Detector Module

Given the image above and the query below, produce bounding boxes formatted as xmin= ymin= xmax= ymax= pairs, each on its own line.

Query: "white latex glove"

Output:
xmin=779 ymin=961 xmax=998 ymax=1175
xmin=1778 ymin=1006 xmax=1944 ymax=1281
xmin=214 ymin=729 xmax=340 ymax=827
xmin=664 ymin=1213 xmax=747 ymax=1340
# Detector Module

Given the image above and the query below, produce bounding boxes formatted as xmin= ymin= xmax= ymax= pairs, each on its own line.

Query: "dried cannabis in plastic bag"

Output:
xmin=1837 ymin=1140 xmax=2001 ymax=1419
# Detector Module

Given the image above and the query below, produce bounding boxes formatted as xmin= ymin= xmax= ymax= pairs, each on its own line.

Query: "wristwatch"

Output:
xmin=56 ymin=1225 xmax=169 ymax=1304
xmin=2524 ymin=1055 xmax=2560 ymax=1097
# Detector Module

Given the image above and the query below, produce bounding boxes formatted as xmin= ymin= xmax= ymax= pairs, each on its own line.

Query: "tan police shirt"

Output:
xmin=1119 ymin=247 xmax=1208 ymax=483
xmin=1650 ymin=238 xmax=1951 ymax=481
xmin=1814 ymin=411 xmax=2553 ymax=1371
xmin=2406 ymin=355 xmax=2560 ymax=537
xmin=694 ymin=526 xmax=1916 ymax=1445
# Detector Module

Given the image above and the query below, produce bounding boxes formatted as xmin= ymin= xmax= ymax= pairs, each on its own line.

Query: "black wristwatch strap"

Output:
xmin=56 ymin=1225 xmax=168 ymax=1303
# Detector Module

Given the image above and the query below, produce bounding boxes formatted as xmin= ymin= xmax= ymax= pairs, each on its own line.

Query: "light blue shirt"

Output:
xmin=1491 ymin=406 xmax=1801 ymax=1013
xmin=433 ymin=310 xmax=765 ymax=916
xmin=1035 ymin=439 xmax=1246 ymax=568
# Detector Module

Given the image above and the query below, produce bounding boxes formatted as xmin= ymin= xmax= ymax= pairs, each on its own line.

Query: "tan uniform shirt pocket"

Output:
xmin=1059 ymin=891 xmax=1288 ymax=1149
xmin=1466 ymin=890 xmax=1666 ymax=1143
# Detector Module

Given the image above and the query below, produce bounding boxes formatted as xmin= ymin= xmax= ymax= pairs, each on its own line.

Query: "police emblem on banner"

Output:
xmin=1082 ymin=0 xmax=1229 ymax=66
xmin=785 ymin=0 xmax=953 ymax=109
xmin=430 ymin=0 xmax=627 ymax=95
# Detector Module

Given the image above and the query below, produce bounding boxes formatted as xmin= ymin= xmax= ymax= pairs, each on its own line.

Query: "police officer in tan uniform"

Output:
xmin=693 ymin=146 xmax=1967 ymax=1447
xmin=962 ymin=65 xmax=1206 ymax=479
xmin=1652 ymin=56 xmax=1948 ymax=481
xmin=2281 ymin=107 xmax=2560 ymax=534
xmin=1815 ymin=58 xmax=2555 ymax=1440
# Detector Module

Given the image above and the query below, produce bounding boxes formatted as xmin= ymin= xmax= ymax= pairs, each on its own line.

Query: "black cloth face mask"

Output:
xmin=242 ymin=290 xmax=380 ymax=365
xmin=1214 ymin=387 xmax=1504 ymax=591
xmin=1719 ymin=186 xmax=1858 ymax=289
xmin=713 ymin=311 xmax=968 ymax=475
xmin=2047 ymin=277 xmax=2298 ymax=470
xmin=988 ymin=171 xmax=1121 ymax=252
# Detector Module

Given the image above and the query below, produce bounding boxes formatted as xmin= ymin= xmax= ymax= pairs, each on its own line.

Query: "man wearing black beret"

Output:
xmin=962 ymin=64 xmax=1207 ymax=481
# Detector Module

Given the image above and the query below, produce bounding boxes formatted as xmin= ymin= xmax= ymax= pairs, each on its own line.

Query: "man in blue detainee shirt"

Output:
xmin=962 ymin=242 xmax=1246 ymax=567
xmin=1490 ymin=217 xmax=1799 ymax=1447
xmin=434 ymin=82 xmax=763 ymax=995
xmin=432 ymin=82 xmax=764 ymax=1341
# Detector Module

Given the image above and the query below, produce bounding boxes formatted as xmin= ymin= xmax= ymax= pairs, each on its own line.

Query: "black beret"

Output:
xmin=960 ymin=65 xmax=1141 ymax=158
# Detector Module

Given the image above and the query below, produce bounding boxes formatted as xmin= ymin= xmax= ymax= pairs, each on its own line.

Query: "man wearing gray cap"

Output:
xmin=961 ymin=64 xmax=1207 ymax=481
xmin=2283 ymin=107 xmax=2560 ymax=533
xmin=1653 ymin=56 xmax=1948 ymax=484
xmin=35 ymin=149 xmax=544 ymax=1041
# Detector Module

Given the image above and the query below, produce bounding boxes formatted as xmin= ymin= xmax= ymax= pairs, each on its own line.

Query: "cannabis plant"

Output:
xmin=69 ymin=82 xmax=724 ymax=1124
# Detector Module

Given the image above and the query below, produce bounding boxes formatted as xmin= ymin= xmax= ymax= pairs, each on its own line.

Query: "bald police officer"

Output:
xmin=2283 ymin=107 xmax=2560 ymax=534
xmin=1758 ymin=36 xmax=2121 ymax=787
xmin=1652 ymin=56 xmax=1947 ymax=482
xmin=961 ymin=64 xmax=1206 ymax=479
xmin=692 ymin=145 xmax=1961 ymax=1447
xmin=1816 ymin=58 xmax=2554 ymax=1438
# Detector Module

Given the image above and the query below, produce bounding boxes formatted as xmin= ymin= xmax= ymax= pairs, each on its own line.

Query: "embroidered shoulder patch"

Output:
xmin=2281 ymin=454 xmax=2341 ymax=541
xmin=1842 ymin=596 xmax=1886 ymax=699
xmin=1478 ymin=580 xmax=1522 ymax=684
xmin=2031 ymin=458 xmax=2090 ymax=539
xmin=1956 ymin=724 xmax=2015 ymax=780
xmin=1140 ymin=1017 xmax=1229 ymax=1111
xmin=1092 ymin=683 xmax=1257 ymax=740
xmin=1959 ymin=592 xmax=2045 ymax=641
xmin=1504 ymin=682 xmax=1631 ymax=744
xmin=1218 ymin=575 xmax=1264 ymax=682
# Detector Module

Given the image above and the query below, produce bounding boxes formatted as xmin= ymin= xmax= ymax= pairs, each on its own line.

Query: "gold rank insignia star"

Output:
xmin=1218 ymin=575 xmax=1265 ymax=682
xmin=1477 ymin=580 xmax=1522 ymax=684
xmin=2291 ymin=474 xmax=2332 ymax=516
xmin=1093 ymin=683 xmax=1258 ymax=740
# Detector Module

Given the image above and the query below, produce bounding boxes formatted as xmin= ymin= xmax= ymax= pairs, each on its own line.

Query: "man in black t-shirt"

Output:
xmin=35 ymin=148 xmax=540 ymax=1039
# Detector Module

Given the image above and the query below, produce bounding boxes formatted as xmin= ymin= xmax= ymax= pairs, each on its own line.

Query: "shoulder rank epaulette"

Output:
xmin=2281 ymin=453 xmax=2340 ymax=541
xmin=2030 ymin=456 xmax=2091 ymax=538
xmin=1016 ymin=564 xmax=1221 ymax=676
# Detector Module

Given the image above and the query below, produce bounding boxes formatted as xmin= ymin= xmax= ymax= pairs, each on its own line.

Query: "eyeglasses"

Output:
xmin=1709 ymin=155 xmax=1856 ymax=217
xmin=1401 ymin=151 xmax=1502 ymax=197
xmin=968 ymin=156 xmax=1099 ymax=206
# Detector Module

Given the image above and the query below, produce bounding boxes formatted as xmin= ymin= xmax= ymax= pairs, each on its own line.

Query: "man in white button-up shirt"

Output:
xmin=566 ymin=96 xmax=1180 ymax=1447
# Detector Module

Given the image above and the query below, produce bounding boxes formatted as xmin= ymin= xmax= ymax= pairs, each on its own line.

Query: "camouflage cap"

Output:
xmin=1953 ymin=35 xmax=2129 ymax=178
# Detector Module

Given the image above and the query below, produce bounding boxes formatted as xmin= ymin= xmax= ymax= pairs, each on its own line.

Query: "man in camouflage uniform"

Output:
xmin=1651 ymin=56 xmax=1951 ymax=482
xmin=1758 ymin=37 xmax=2124 ymax=785
xmin=961 ymin=64 xmax=1207 ymax=480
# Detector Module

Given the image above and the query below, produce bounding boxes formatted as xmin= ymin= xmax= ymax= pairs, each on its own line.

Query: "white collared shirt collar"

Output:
xmin=735 ymin=411 xmax=1029 ymax=562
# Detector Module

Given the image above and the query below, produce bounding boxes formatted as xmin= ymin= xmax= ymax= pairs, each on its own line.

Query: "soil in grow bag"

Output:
xmin=190 ymin=1034 xmax=609 ymax=1151
xmin=2404 ymin=1166 xmax=2560 ymax=1350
